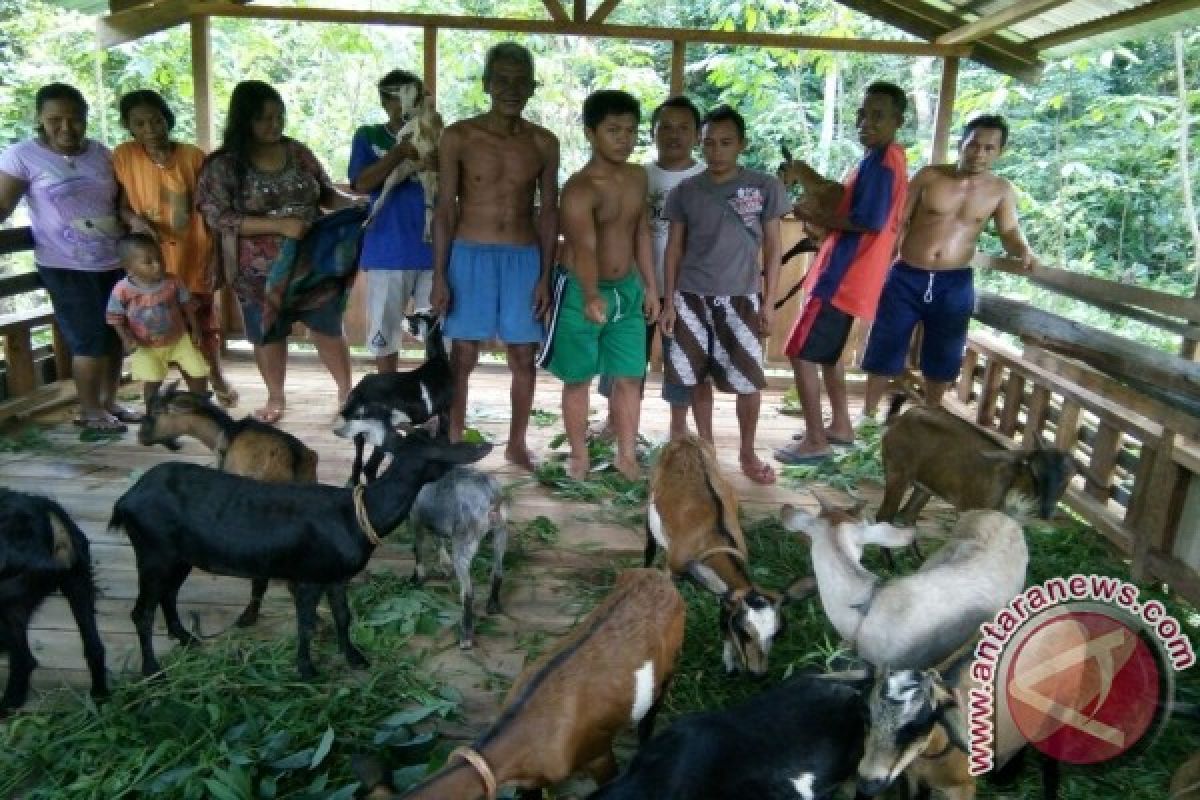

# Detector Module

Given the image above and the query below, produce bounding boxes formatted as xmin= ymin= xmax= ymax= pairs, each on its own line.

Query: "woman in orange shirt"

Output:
xmin=113 ymin=89 xmax=236 ymax=406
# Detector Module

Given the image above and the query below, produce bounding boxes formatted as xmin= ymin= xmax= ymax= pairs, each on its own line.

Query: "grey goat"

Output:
xmin=409 ymin=466 xmax=508 ymax=649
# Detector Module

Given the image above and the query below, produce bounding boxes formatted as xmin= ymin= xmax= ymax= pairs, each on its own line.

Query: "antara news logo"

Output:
xmin=968 ymin=574 xmax=1195 ymax=775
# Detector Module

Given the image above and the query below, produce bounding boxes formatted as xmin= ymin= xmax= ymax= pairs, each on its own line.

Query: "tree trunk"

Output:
xmin=974 ymin=293 xmax=1200 ymax=412
xmin=1176 ymin=32 xmax=1200 ymax=359
xmin=817 ymin=54 xmax=839 ymax=174
xmin=911 ymin=56 xmax=933 ymax=159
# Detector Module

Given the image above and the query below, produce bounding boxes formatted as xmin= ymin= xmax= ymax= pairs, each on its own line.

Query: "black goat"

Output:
xmin=109 ymin=430 xmax=490 ymax=679
xmin=334 ymin=312 xmax=451 ymax=485
xmin=590 ymin=673 xmax=867 ymax=800
xmin=1 ymin=489 xmax=107 ymax=713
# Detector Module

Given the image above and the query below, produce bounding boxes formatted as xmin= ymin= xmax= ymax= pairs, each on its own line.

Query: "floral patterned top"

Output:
xmin=196 ymin=139 xmax=333 ymax=304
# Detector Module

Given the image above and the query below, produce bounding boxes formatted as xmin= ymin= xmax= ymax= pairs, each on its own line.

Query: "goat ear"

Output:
xmin=685 ymin=560 xmax=729 ymax=596
xmin=779 ymin=504 xmax=818 ymax=535
xmin=862 ymin=522 xmax=915 ymax=549
xmin=933 ymin=681 xmax=971 ymax=754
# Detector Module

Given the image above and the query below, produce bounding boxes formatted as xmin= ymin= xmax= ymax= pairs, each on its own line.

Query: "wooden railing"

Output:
xmin=953 ymin=254 xmax=1200 ymax=604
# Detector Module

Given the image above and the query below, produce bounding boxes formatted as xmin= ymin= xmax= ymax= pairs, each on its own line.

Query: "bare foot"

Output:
xmin=566 ymin=454 xmax=589 ymax=481
xmin=615 ymin=455 xmax=641 ymax=481
xmin=253 ymin=399 xmax=286 ymax=425
xmin=739 ymin=454 xmax=777 ymax=485
xmin=504 ymin=443 xmax=538 ymax=472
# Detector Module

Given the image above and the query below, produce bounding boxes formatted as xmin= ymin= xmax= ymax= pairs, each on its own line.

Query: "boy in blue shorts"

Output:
xmin=538 ymin=90 xmax=658 ymax=481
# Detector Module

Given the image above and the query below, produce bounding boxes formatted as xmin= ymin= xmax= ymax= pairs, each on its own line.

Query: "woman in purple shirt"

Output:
xmin=0 ymin=83 xmax=136 ymax=432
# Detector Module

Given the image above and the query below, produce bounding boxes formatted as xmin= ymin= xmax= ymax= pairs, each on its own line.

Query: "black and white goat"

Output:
xmin=590 ymin=672 xmax=867 ymax=800
xmin=409 ymin=465 xmax=508 ymax=649
xmin=781 ymin=500 xmax=1027 ymax=670
xmin=109 ymin=430 xmax=489 ymax=678
xmin=334 ymin=311 xmax=451 ymax=485
xmin=1 ymin=489 xmax=107 ymax=713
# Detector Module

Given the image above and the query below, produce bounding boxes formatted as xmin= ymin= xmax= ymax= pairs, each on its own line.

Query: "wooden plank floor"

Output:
xmin=1 ymin=354 xmax=855 ymax=725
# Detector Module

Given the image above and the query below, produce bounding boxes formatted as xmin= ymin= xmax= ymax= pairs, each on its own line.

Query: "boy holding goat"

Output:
xmin=538 ymin=89 xmax=658 ymax=481
xmin=659 ymin=105 xmax=788 ymax=485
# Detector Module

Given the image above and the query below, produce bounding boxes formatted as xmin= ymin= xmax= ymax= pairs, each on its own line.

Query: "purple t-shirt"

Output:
xmin=0 ymin=138 xmax=121 ymax=270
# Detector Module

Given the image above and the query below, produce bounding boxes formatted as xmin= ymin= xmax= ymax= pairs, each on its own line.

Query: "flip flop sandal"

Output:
xmin=73 ymin=415 xmax=127 ymax=434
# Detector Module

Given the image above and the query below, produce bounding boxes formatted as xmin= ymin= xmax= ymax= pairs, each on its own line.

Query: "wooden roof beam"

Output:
xmin=834 ymin=0 xmax=1043 ymax=81
xmin=1031 ymin=0 xmax=1200 ymax=51
xmin=182 ymin=2 xmax=971 ymax=56
xmin=936 ymin=0 xmax=1072 ymax=45
xmin=97 ymin=0 xmax=188 ymax=46
xmin=588 ymin=0 xmax=622 ymax=25
xmin=541 ymin=0 xmax=569 ymax=24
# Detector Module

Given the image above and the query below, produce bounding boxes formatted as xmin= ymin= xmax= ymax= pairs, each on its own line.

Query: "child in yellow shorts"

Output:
xmin=107 ymin=233 xmax=209 ymax=409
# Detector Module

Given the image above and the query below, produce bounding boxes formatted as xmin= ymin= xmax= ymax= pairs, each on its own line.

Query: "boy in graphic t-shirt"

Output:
xmin=107 ymin=233 xmax=209 ymax=408
xmin=660 ymin=105 xmax=789 ymax=485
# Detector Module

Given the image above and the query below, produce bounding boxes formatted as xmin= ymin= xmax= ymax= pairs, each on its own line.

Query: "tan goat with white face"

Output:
xmin=646 ymin=435 xmax=784 ymax=677
xmin=366 ymin=82 xmax=443 ymax=241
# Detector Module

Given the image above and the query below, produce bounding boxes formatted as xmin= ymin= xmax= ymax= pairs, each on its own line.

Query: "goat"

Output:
xmin=777 ymin=144 xmax=843 ymax=245
xmin=138 ymin=384 xmax=318 ymax=627
xmin=366 ymin=83 xmax=443 ymax=242
xmin=878 ymin=395 xmax=1076 ymax=526
xmin=109 ymin=430 xmax=490 ymax=679
xmin=855 ymin=656 xmax=1058 ymax=800
xmin=408 ymin=465 xmax=508 ymax=649
xmin=390 ymin=569 xmax=685 ymax=799
xmin=589 ymin=672 xmax=867 ymax=799
xmin=334 ymin=311 xmax=452 ymax=486
xmin=780 ymin=500 xmax=1027 ymax=670
xmin=646 ymin=434 xmax=784 ymax=677
xmin=1 ymin=489 xmax=107 ymax=713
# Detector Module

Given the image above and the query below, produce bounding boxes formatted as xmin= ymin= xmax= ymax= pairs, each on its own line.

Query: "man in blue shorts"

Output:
xmin=432 ymin=42 xmax=560 ymax=470
xmin=859 ymin=114 xmax=1040 ymax=415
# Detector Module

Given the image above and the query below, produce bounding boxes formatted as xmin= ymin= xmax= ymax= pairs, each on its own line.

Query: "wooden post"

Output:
xmin=1132 ymin=431 xmax=1180 ymax=581
xmin=190 ymin=14 xmax=213 ymax=151
xmin=3 ymin=328 xmax=36 ymax=398
xmin=670 ymin=39 xmax=685 ymax=96
xmin=930 ymin=56 xmax=959 ymax=165
xmin=574 ymin=0 xmax=586 ymax=21
xmin=424 ymin=25 xmax=438 ymax=104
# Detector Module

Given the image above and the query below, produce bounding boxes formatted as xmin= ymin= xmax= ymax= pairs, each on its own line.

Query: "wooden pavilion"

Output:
xmin=2 ymin=0 xmax=1200 ymax=689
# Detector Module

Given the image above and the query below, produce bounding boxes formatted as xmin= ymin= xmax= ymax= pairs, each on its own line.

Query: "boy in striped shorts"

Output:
xmin=660 ymin=105 xmax=788 ymax=484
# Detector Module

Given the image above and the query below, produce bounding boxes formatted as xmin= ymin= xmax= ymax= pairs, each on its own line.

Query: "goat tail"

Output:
xmin=884 ymin=393 xmax=908 ymax=423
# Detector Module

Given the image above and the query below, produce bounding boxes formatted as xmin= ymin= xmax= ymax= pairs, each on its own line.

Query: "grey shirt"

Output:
xmin=664 ymin=167 xmax=789 ymax=297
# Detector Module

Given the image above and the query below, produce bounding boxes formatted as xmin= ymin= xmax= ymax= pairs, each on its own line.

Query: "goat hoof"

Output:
xmin=346 ymin=648 xmax=369 ymax=669
xmin=235 ymin=610 xmax=259 ymax=628
xmin=297 ymin=664 xmax=319 ymax=681
xmin=486 ymin=600 xmax=502 ymax=615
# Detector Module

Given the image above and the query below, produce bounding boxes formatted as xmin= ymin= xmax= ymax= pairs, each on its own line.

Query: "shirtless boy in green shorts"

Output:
xmin=537 ymin=90 xmax=659 ymax=480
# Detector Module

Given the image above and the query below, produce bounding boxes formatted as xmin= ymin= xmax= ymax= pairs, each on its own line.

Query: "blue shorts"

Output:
xmin=239 ymin=293 xmax=344 ymax=346
xmin=861 ymin=261 xmax=974 ymax=382
xmin=37 ymin=265 xmax=122 ymax=358
xmin=443 ymin=240 xmax=544 ymax=344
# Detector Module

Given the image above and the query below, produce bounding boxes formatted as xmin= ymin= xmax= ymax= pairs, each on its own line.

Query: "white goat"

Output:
xmin=365 ymin=83 xmax=443 ymax=241
xmin=780 ymin=500 xmax=1028 ymax=669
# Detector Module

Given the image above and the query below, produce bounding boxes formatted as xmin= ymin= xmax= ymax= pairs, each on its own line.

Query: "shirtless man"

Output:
xmin=537 ymin=90 xmax=658 ymax=481
xmin=431 ymin=42 xmax=560 ymax=470
xmin=860 ymin=114 xmax=1040 ymax=414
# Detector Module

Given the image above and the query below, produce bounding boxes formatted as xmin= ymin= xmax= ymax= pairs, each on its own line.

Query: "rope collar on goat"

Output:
xmin=450 ymin=746 xmax=498 ymax=800
xmin=696 ymin=545 xmax=746 ymax=565
xmin=351 ymin=485 xmax=382 ymax=547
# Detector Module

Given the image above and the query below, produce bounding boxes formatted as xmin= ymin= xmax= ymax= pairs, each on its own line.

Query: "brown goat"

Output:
xmin=646 ymin=435 xmax=784 ymax=677
xmin=391 ymin=569 xmax=685 ymax=799
xmin=777 ymin=144 xmax=844 ymax=244
xmin=138 ymin=385 xmax=318 ymax=625
xmin=878 ymin=396 xmax=1076 ymax=526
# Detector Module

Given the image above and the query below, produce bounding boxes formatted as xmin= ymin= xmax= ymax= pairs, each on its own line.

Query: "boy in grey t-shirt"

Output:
xmin=660 ymin=105 xmax=788 ymax=484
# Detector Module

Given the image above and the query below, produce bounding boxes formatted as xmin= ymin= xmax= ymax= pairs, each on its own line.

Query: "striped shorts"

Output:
xmin=664 ymin=291 xmax=766 ymax=395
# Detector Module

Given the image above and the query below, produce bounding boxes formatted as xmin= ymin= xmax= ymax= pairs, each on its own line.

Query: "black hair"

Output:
xmin=35 ymin=82 xmax=87 ymax=116
xmin=482 ymin=41 xmax=535 ymax=86
xmin=962 ymin=114 xmax=1009 ymax=148
xmin=117 ymin=232 xmax=161 ymax=261
xmin=378 ymin=69 xmax=423 ymax=95
xmin=864 ymin=81 xmax=908 ymax=118
xmin=651 ymin=95 xmax=702 ymax=131
xmin=118 ymin=89 xmax=176 ymax=132
xmin=583 ymin=89 xmax=640 ymax=130
xmin=214 ymin=80 xmax=285 ymax=173
xmin=701 ymin=104 xmax=746 ymax=141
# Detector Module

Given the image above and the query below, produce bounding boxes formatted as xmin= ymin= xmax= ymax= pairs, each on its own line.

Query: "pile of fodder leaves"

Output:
xmin=0 ymin=574 xmax=464 ymax=800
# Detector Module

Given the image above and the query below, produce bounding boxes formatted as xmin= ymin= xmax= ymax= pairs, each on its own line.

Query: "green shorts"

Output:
xmin=536 ymin=267 xmax=646 ymax=385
